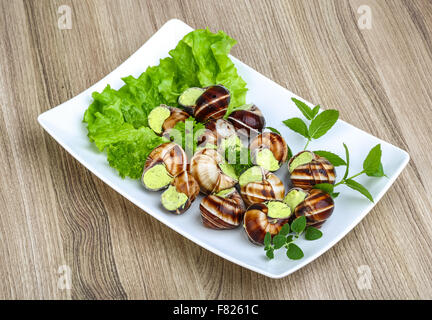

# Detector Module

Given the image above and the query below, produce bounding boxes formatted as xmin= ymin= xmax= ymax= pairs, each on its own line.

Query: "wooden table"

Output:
xmin=1 ymin=0 xmax=431 ymax=300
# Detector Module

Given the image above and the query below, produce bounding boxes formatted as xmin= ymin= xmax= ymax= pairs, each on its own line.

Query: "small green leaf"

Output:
xmin=311 ymin=105 xmax=320 ymax=118
xmin=266 ymin=127 xmax=281 ymax=135
xmin=309 ymin=110 xmax=339 ymax=139
xmin=305 ymin=227 xmax=323 ymax=240
xmin=332 ymin=192 xmax=340 ymax=199
xmin=342 ymin=143 xmax=350 ymax=180
xmin=363 ymin=144 xmax=384 ymax=177
xmin=286 ymin=243 xmax=304 ymax=260
xmin=279 ymin=223 xmax=290 ymax=236
xmin=287 ymin=145 xmax=293 ymax=160
xmin=291 ymin=216 xmax=307 ymax=234
xmin=345 ymin=179 xmax=374 ymax=202
xmin=264 ymin=232 xmax=271 ymax=247
xmin=313 ymin=150 xmax=347 ymax=167
xmin=282 ymin=118 xmax=309 ymax=138
xmin=273 ymin=235 xmax=286 ymax=249
xmin=266 ymin=248 xmax=274 ymax=259
xmin=286 ymin=235 xmax=294 ymax=243
xmin=314 ymin=183 xmax=334 ymax=194
xmin=291 ymin=97 xmax=315 ymax=120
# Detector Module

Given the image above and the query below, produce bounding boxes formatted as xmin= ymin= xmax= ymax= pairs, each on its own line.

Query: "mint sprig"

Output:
xmin=264 ymin=216 xmax=322 ymax=261
xmin=283 ymin=98 xmax=339 ymax=150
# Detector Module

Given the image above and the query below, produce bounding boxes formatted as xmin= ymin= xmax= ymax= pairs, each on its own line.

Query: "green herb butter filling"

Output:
xmin=283 ymin=189 xmax=307 ymax=212
xmin=142 ymin=164 xmax=173 ymax=190
xmin=219 ymin=163 xmax=238 ymax=181
xmin=215 ymin=187 xmax=236 ymax=198
xmin=148 ymin=106 xmax=171 ymax=134
xmin=239 ymin=166 xmax=263 ymax=187
xmin=289 ymin=151 xmax=313 ymax=172
xmin=161 ymin=186 xmax=188 ymax=211
xmin=267 ymin=201 xmax=292 ymax=219
xmin=256 ymin=149 xmax=280 ymax=171
xmin=179 ymin=87 xmax=205 ymax=107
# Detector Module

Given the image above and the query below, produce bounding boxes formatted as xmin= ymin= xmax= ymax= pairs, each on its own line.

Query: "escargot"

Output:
xmin=178 ymin=87 xmax=205 ymax=115
xmin=197 ymin=118 xmax=241 ymax=152
xmin=190 ymin=148 xmax=238 ymax=194
xmin=200 ymin=188 xmax=246 ymax=229
xmin=288 ymin=151 xmax=336 ymax=190
xmin=249 ymin=132 xmax=288 ymax=172
xmin=194 ymin=85 xmax=230 ymax=122
xmin=161 ymin=170 xmax=200 ymax=214
xmin=243 ymin=201 xmax=292 ymax=245
xmin=148 ymin=105 xmax=189 ymax=136
xmin=141 ymin=143 xmax=187 ymax=191
xmin=227 ymin=104 xmax=266 ymax=136
xmin=293 ymin=189 xmax=335 ymax=228
xmin=239 ymin=166 xmax=285 ymax=206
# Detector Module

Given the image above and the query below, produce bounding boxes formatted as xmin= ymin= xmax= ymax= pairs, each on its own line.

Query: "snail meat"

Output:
xmin=200 ymin=187 xmax=246 ymax=229
xmin=194 ymin=85 xmax=230 ymax=122
xmin=239 ymin=166 xmax=285 ymax=206
xmin=227 ymin=104 xmax=266 ymax=136
xmin=243 ymin=201 xmax=291 ymax=245
xmin=289 ymin=151 xmax=336 ymax=190
xmin=294 ymin=189 xmax=335 ymax=228
xmin=190 ymin=148 xmax=238 ymax=194
xmin=141 ymin=143 xmax=187 ymax=191
xmin=178 ymin=87 xmax=205 ymax=115
xmin=249 ymin=132 xmax=288 ymax=172
xmin=161 ymin=170 xmax=200 ymax=214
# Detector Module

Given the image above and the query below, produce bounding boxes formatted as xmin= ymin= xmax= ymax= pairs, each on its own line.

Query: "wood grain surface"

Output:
xmin=1 ymin=0 xmax=432 ymax=300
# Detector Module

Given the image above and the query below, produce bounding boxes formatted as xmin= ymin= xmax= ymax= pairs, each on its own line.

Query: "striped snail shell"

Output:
xmin=294 ymin=189 xmax=335 ymax=228
xmin=243 ymin=202 xmax=290 ymax=245
xmin=162 ymin=170 xmax=200 ymax=214
xmin=194 ymin=85 xmax=230 ymax=122
xmin=161 ymin=106 xmax=190 ymax=136
xmin=200 ymin=188 xmax=246 ymax=229
xmin=190 ymin=148 xmax=238 ymax=194
xmin=289 ymin=151 xmax=336 ymax=191
xmin=240 ymin=167 xmax=285 ymax=206
xmin=249 ymin=132 xmax=289 ymax=172
xmin=141 ymin=143 xmax=187 ymax=191
xmin=227 ymin=104 xmax=266 ymax=136
xmin=197 ymin=118 xmax=237 ymax=149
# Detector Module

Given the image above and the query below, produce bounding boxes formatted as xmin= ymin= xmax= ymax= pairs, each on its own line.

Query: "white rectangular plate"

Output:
xmin=38 ymin=19 xmax=409 ymax=278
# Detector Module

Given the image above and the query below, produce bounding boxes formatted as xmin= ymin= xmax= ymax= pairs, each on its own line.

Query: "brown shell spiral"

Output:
xmin=228 ymin=104 xmax=266 ymax=136
xmin=144 ymin=142 xmax=187 ymax=177
xmin=249 ymin=132 xmax=288 ymax=169
xmin=294 ymin=189 xmax=335 ymax=228
xmin=161 ymin=106 xmax=190 ymax=135
xmin=197 ymin=118 xmax=236 ymax=149
xmin=243 ymin=203 xmax=290 ymax=245
xmin=200 ymin=189 xmax=246 ymax=229
xmin=194 ymin=85 xmax=230 ymax=122
xmin=166 ymin=170 xmax=200 ymax=215
xmin=289 ymin=151 xmax=336 ymax=190
xmin=240 ymin=167 xmax=285 ymax=206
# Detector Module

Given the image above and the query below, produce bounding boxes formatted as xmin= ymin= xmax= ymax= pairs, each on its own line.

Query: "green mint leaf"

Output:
xmin=286 ymin=243 xmax=304 ymax=260
xmin=286 ymin=235 xmax=294 ymax=243
xmin=363 ymin=144 xmax=385 ymax=177
xmin=311 ymin=105 xmax=320 ymax=118
xmin=313 ymin=151 xmax=347 ymax=167
xmin=282 ymin=118 xmax=309 ymax=138
xmin=345 ymin=179 xmax=374 ymax=202
xmin=332 ymin=192 xmax=340 ymax=199
xmin=266 ymin=127 xmax=281 ymax=135
xmin=342 ymin=143 xmax=350 ymax=180
xmin=313 ymin=183 xmax=334 ymax=195
xmin=264 ymin=232 xmax=271 ymax=247
xmin=308 ymin=109 xmax=339 ymax=139
xmin=287 ymin=145 xmax=293 ymax=160
xmin=291 ymin=97 xmax=315 ymax=120
xmin=273 ymin=235 xmax=287 ymax=249
xmin=305 ymin=227 xmax=323 ymax=240
xmin=279 ymin=223 xmax=290 ymax=236
xmin=266 ymin=248 xmax=274 ymax=259
xmin=291 ymin=216 xmax=307 ymax=234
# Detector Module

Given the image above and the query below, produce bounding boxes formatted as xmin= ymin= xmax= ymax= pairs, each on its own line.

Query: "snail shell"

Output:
xmin=161 ymin=106 xmax=190 ymax=136
xmin=228 ymin=104 xmax=266 ymax=136
xmin=249 ymin=132 xmax=288 ymax=171
xmin=163 ymin=170 xmax=200 ymax=214
xmin=294 ymin=189 xmax=334 ymax=228
xmin=190 ymin=148 xmax=238 ymax=194
xmin=197 ymin=118 xmax=236 ymax=148
xmin=243 ymin=202 xmax=290 ymax=245
xmin=240 ymin=167 xmax=285 ymax=206
xmin=289 ymin=151 xmax=336 ymax=190
xmin=194 ymin=85 xmax=230 ymax=122
xmin=200 ymin=188 xmax=246 ymax=229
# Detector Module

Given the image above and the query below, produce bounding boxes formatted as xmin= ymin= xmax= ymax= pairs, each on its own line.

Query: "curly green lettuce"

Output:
xmin=83 ymin=28 xmax=247 ymax=179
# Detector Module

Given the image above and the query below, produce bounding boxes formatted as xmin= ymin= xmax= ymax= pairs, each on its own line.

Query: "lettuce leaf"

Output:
xmin=83 ymin=28 xmax=247 ymax=179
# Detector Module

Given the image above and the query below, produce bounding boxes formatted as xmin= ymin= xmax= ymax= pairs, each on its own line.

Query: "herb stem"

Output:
xmin=303 ymin=139 xmax=311 ymax=150
xmin=335 ymin=170 xmax=365 ymax=186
